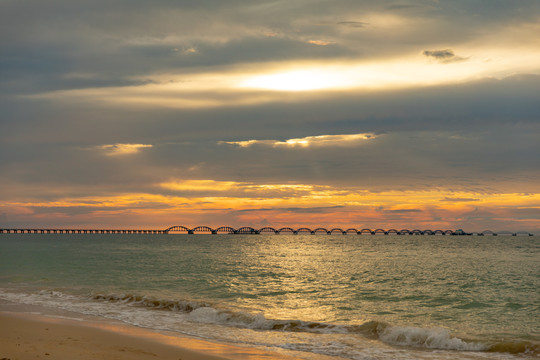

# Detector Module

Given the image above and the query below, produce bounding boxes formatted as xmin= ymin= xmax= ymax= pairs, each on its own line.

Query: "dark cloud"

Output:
xmin=236 ymin=206 xmax=345 ymax=214
xmin=423 ymin=49 xmax=467 ymax=63
xmin=282 ymin=206 xmax=346 ymax=214
xmin=28 ymin=203 xmax=175 ymax=216
xmin=337 ymin=21 xmax=368 ymax=28
xmin=423 ymin=49 xmax=455 ymax=59
xmin=442 ymin=198 xmax=480 ymax=202
xmin=386 ymin=4 xmax=424 ymax=11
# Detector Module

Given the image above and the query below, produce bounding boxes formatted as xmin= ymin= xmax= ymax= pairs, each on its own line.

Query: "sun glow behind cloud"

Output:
xmin=24 ymin=44 xmax=540 ymax=109
xmin=240 ymin=68 xmax=348 ymax=91
xmin=159 ymin=180 xmax=317 ymax=195
xmin=95 ymin=144 xmax=153 ymax=156
xmin=160 ymin=179 xmax=244 ymax=192
xmin=238 ymin=47 xmax=540 ymax=92
xmin=222 ymin=133 xmax=378 ymax=148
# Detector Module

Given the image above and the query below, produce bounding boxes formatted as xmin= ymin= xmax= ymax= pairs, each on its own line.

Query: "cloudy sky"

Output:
xmin=1 ymin=0 xmax=539 ymax=232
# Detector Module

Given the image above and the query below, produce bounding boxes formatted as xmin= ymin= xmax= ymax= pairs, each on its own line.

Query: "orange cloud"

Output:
xmin=1 ymin=185 xmax=538 ymax=231
xmin=160 ymin=179 xmax=243 ymax=192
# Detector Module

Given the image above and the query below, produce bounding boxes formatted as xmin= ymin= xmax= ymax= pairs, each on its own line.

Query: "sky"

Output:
xmin=1 ymin=0 xmax=539 ymax=232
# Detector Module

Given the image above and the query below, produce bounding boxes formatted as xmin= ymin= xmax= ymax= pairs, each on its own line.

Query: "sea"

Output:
xmin=0 ymin=233 xmax=538 ymax=360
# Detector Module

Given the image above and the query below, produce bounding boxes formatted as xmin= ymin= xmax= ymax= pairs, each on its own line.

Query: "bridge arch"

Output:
xmin=346 ymin=228 xmax=359 ymax=234
xmin=373 ymin=229 xmax=386 ymax=235
xmin=387 ymin=229 xmax=399 ymax=235
xmin=296 ymin=227 xmax=313 ymax=234
xmin=329 ymin=228 xmax=345 ymax=235
xmin=433 ymin=230 xmax=445 ymax=235
xmin=360 ymin=228 xmax=373 ymax=235
xmin=278 ymin=227 xmax=296 ymax=234
xmin=313 ymin=228 xmax=329 ymax=234
xmin=166 ymin=225 xmax=191 ymax=234
xmin=259 ymin=227 xmax=278 ymax=234
xmin=216 ymin=226 xmax=236 ymax=234
xmin=423 ymin=230 xmax=434 ymax=235
xmin=399 ymin=229 xmax=411 ymax=235
xmin=192 ymin=226 xmax=215 ymax=234
xmin=411 ymin=229 xmax=423 ymax=235
xmin=237 ymin=227 xmax=258 ymax=234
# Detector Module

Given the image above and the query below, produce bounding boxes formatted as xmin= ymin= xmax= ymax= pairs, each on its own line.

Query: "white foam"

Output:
xmin=2 ymin=289 xmax=516 ymax=360
xmin=379 ymin=325 xmax=487 ymax=351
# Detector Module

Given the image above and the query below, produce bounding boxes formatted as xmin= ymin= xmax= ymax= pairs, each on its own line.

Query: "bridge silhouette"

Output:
xmin=0 ymin=226 xmax=534 ymax=236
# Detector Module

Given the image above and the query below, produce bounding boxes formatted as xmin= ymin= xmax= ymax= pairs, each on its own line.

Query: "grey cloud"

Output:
xmin=423 ymin=49 xmax=467 ymax=63
xmin=1 ymin=74 xmax=539 ymax=197
xmin=386 ymin=4 xmax=426 ymax=11
xmin=511 ymin=208 xmax=540 ymax=220
xmin=1 ymin=36 xmax=354 ymax=95
xmin=235 ymin=208 xmax=275 ymax=213
xmin=3 ymin=0 xmax=538 ymax=97
xmin=236 ymin=206 xmax=345 ymax=214
xmin=29 ymin=203 xmax=175 ymax=216
xmin=442 ymin=197 xmax=480 ymax=202
xmin=282 ymin=206 xmax=346 ymax=214
xmin=337 ymin=21 xmax=368 ymax=28
xmin=458 ymin=206 xmax=540 ymax=232
xmin=423 ymin=49 xmax=455 ymax=59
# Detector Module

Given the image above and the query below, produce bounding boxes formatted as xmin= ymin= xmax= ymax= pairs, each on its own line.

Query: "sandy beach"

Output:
xmin=0 ymin=311 xmax=299 ymax=360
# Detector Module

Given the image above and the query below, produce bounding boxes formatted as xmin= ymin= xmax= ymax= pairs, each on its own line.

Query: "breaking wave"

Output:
xmin=92 ymin=292 xmax=539 ymax=355
xmin=92 ymin=293 xmax=210 ymax=313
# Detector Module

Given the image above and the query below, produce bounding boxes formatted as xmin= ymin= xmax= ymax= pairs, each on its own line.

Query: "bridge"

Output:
xmin=0 ymin=228 xmax=166 ymax=234
xmin=0 ymin=226 xmax=533 ymax=236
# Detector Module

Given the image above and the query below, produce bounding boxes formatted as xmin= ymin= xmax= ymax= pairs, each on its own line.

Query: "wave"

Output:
xmin=91 ymin=292 xmax=539 ymax=355
xmin=92 ymin=293 xmax=210 ymax=313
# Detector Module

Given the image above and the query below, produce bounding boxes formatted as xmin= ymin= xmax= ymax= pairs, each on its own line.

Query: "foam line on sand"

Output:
xmin=0 ymin=311 xmax=300 ymax=360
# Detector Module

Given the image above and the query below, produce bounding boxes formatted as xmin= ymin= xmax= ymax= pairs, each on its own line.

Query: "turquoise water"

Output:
xmin=1 ymin=234 xmax=539 ymax=359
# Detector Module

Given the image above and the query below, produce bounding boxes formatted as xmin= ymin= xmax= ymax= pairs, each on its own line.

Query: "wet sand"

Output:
xmin=0 ymin=311 xmax=298 ymax=360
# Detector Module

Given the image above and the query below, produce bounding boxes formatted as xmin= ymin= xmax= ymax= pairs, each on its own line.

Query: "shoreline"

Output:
xmin=0 ymin=310 xmax=302 ymax=360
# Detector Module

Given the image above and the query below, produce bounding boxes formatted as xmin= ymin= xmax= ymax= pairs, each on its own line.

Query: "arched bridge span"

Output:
xmin=1 ymin=227 xmax=533 ymax=236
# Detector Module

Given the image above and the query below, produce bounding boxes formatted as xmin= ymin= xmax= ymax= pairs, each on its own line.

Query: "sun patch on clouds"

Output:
xmin=160 ymin=179 xmax=244 ymax=192
xmin=308 ymin=40 xmax=334 ymax=46
xmin=160 ymin=180 xmax=319 ymax=195
xmin=96 ymin=143 xmax=152 ymax=156
xmin=221 ymin=133 xmax=378 ymax=148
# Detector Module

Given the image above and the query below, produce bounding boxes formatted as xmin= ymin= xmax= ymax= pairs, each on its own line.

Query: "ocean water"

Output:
xmin=0 ymin=233 xmax=538 ymax=360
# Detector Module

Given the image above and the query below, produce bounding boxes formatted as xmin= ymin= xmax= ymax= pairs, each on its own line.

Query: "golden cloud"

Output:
xmin=221 ymin=133 xmax=378 ymax=148
xmin=160 ymin=179 xmax=244 ymax=192
xmin=3 ymin=188 xmax=539 ymax=231
xmin=308 ymin=40 xmax=334 ymax=46
xmin=95 ymin=143 xmax=153 ymax=156
xmin=160 ymin=180 xmax=320 ymax=195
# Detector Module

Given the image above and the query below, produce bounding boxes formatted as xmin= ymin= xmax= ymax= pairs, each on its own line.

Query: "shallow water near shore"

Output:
xmin=1 ymin=234 xmax=539 ymax=359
